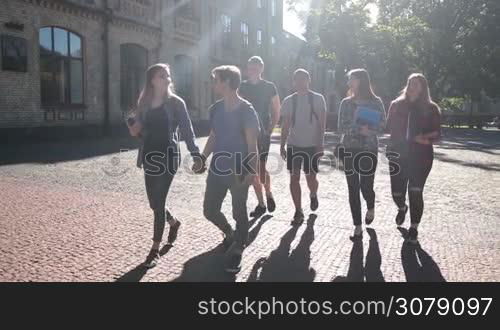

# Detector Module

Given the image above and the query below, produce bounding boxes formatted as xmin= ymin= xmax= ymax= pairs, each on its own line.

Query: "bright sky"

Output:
xmin=283 ymin=1 xmax=379 ymax=40
xmin=283 ymin=1 xmax=310 ymax=39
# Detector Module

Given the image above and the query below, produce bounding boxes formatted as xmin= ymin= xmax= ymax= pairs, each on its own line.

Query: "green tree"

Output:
xmin=287 ymin=0 xmax=500 ymax=102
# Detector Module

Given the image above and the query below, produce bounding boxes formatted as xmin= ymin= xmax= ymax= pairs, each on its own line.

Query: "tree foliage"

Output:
xmin=287 ymin=0 xmax=500 ymax=102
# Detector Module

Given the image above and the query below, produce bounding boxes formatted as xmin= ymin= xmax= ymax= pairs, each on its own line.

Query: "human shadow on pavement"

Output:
xmin=0 ymin=136 xmax=141 ymax=166
xmin=332 ymin=228 xmax=385 ymax=282
xmin=170 ymin=244 xmax=236 ymax=282
xmin=247 ymin=215 xmax=273 ymax=246
xmin=115 ymin=245 xmax=173 ymax=282
xmin=332 ymin=240 xmax=364 ymax=282
xmin=399 ymin=228 xmax=446 ymax=282
xmin=365 ymin=228 xmax=385 ymax=282
xmin=247 ymin=214 xmax=317 ymax=282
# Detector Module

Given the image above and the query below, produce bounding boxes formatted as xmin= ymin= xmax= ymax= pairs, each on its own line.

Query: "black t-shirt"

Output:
xmin=239 ymin=79 xmax=278 ymax=132
xmin=143 ymin=104 xmax=170 ymax=152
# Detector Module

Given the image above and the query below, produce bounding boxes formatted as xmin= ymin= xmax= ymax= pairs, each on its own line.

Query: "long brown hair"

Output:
xmin=398 ymin=73 xmax=440 ymax=113
xmin=347 ymin=69 xmax=378 ymax=101
xmin=135 ymin=63 xmax=175 ymax=116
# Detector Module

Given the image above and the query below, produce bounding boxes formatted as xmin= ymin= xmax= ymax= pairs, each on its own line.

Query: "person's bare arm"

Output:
xmin=280 ymin=111 xmax=291 ymax=160
xmin=317 ymin=96 xmax=327 ymax=153
xmin=269 ymin=95 xmax=281 ymax=134
xmin=244 ymin=125 xmax=260 ymax=184
xmin=202 ymin=130 xmax=216 ymax=159
xmin=192 ymin=130 xmax=215 ymax=174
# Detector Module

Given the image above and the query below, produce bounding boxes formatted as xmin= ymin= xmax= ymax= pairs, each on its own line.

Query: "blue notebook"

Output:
xmin=355 ymin=106 xmax=383 ymax=128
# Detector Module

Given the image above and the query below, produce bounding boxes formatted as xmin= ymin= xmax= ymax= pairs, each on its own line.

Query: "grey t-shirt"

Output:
xmin=209 ymin=99 xmax=260 ymax=176
xmin=281 ymin=91 xmax=327 ymax=148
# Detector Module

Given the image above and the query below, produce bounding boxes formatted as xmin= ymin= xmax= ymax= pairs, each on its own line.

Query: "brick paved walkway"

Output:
xmin=0 ymin=128 xmax=499 ymax=282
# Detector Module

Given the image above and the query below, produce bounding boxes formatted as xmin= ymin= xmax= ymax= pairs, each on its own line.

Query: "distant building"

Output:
xmin=0 ymin=0 xmax=333 ymax=134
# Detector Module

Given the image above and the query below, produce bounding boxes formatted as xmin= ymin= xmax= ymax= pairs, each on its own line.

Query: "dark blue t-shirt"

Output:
xmin=209 ymin=100 xmax=260 ymax=176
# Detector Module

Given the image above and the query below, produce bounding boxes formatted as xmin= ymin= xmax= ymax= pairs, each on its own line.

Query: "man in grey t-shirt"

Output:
xmin=195 ymin=65 xmax=260 ymax=274
xmin=280 ymin=69 xmax=327 ymax=225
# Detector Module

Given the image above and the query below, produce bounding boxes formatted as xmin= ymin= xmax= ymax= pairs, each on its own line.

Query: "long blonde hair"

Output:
xmin=398 ymin=73 xmax=440 ymax=113
xmin=135 ymin=63 xmax=175 ymax=117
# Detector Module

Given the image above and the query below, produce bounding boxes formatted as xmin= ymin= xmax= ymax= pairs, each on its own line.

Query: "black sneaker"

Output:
xmin=408 ymin=227 xmax=419 ymax=244
xmin=224 ymin=243 xmax=243 ymax=273
xmin=267 ymin=196 xmax=276 ymax=213
xmin=365 ymin=209 xmax=375 ymax=225
xmin=167 ymin=219 xmax=181 ymax=244
xmin=142 ymin=249 xmax=160 ymax=269
xmin=350 ymin=231 xmax=363 ymax=242
xmin=396 ymin=205 xmax=409 ymax=226
xmin=222 ymin=232 xmax=235 ymax=250
xmin=291 ymin=210 xmax=305 ymax=226
xmin=310 ymin=195 xmax=319 ymax=211
xmin=249 ymin=205 xmax=266 ymax=218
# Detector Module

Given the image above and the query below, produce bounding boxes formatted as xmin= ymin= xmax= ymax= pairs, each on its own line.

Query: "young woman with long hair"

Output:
xmin=386 ymin=73 xmax=441 ymax=244
xmin=338 ymin=69 xmax=386 ymax=240
xmin=127 ymin=63 xmax=204 ymax=268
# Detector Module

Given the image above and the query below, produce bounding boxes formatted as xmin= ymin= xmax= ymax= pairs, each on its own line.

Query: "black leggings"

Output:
xmin=343 ymin=149 xmax=378 ymax=226
xmin=389 ymin=154 xmax=433 ymax=224
xmin=144 ymin=149 xmax=179 ymax=243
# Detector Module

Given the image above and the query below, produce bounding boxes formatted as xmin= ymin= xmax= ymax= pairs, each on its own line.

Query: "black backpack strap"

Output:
xmin=239 ymin=104 xmax=246 ymax=140
xmin=292 ymin=93 xmax=298 ymax=127
xmin=308 ymin=91 xmax=319 ymax=124
xmin=238 ymin=104 xmax=250 ymax=177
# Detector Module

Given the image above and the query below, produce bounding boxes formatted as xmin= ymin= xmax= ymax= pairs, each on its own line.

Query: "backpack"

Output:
xmin=291 ymin=91 xmax=318 ymax=127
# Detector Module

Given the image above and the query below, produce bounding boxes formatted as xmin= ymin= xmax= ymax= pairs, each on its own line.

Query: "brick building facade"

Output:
xmin=0 ymin=0 xmax=333 ymax=135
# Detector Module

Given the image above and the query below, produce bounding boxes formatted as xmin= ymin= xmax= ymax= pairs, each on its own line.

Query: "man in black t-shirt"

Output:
xmin=238 ymin=56 xmax=281 ymax=218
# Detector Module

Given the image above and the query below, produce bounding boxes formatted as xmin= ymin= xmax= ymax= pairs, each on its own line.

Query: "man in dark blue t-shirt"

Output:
xmin=194 ymin=65 xmax=260 ymax=274
xmin=238 ymin=56 xmax=281 ymax=219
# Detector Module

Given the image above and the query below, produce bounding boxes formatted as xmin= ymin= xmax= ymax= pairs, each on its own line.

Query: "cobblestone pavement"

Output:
xmin=1 ymin=128 xmax=499 ymax=282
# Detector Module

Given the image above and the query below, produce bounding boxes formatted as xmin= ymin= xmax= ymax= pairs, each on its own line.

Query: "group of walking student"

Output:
xmin=127 ymin=56 xmax=441 ymax=273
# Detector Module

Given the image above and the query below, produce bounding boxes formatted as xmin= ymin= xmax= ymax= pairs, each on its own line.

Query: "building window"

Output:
xmin=39 ymin=27 xmax=84 ymax=106
xmin=257 ymin=29 xmax=263 ymax=48
xmin=241 ymin=22 xmax=249 ymax=48
xmin=1 ymin=35 xmax=27 ymax=72
xmin=209 ymin=6 xmax=216 ymax=56
xmin=174 ymin=0 xmax=194 ymax=17
xmin=257 ymin=0 xmax=263 ymax=9
xmin=221 ymin=14 xmax=232 ymax=48
xmin=120 ymin=44 xmax=148 ymax=112
xmin=174 ymin=54 xmax=194 ymax=109
xmin=271 ymin=0 xmax=277 ymax=17
xmin=271 ymin=36 xmax=276 ymax=56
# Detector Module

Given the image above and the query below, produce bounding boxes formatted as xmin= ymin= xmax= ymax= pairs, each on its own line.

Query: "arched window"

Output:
xmin=174 ymin=55 xmax=194 ymax=108
xmin=39 ymin=27 xmax=83 ymax=106
xmin=120 ymin=44 xmax=148 ymax=112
